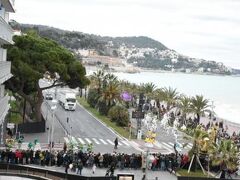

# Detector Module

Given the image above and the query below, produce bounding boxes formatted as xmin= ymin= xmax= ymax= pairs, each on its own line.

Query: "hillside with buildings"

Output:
xmin=10 ymin=22 xmax=234 ymax=75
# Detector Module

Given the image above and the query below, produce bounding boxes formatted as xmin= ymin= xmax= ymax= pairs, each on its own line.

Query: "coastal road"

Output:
xmin=39 ymin=79 xmax=192 ymax=154
xmin=43 ymin=99 xmax=193 ymax=154
xmin=42 ymin=99 xmax=141 ymax=154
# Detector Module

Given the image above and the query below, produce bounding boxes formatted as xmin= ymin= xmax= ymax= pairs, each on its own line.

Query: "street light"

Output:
xmin=49 ymin=99 xmax=57 ymax=166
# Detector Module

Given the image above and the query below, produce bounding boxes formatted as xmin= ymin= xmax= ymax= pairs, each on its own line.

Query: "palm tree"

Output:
xmin=143 ymin=82 xmax=156 ymax=93
xmin=210 ymin=140 xmax=239 ymax=179
xmin=177 ymin=95 xmax=191 ymax=125
xmin=99 ymin=73 xmax=120 ymax=107
xmin=162 ymin=87 xmax=179 ymax=110
xmin=190 ymin=95 xmax=209 ymax=124
xmin=186 ymin=126 xmax=212 ymax=173
xmin=89 ymin=69 xmax=105 ymax=95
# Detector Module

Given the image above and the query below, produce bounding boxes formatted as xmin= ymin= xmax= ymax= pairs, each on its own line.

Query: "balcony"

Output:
xmin=0 ymin=16 xmax=13 ymax=44
xmin=0 ymin=95 xmax=10 ymax=124
xmin=0 ymin=61 xmax=12 ymax=84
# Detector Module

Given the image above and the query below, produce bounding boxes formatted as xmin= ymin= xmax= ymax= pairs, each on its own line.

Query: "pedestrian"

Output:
xmin=92 ymin=163 xmax=96 ymax=174
xmin=76 ymin=159 xmax=83 ymax=175
xmin=65 ymin=161 xmax=70 ymax=174
xmin=114 ymin=138 xmax=118 ymax=149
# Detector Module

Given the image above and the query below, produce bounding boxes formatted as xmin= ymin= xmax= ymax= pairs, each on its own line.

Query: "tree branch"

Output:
xmin=8 ymin=80 xmax=35 ymax=106
xmin=40 ymin=82 xmax=66 ymax=91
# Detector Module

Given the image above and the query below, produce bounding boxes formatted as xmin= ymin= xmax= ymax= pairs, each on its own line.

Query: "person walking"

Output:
xmin=114 ymin=138 xmax=118 ymax=150
xmin=92 ymin=163 xmax=96 ymax=174
xmin=76 ymin=159 xmax=83 ymax=175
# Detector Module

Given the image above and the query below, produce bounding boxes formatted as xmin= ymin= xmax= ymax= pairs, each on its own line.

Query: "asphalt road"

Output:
xmin=35 ymin=79 xmax=193 ymax=154
xmin=41 ymin=100 xmax=141 ymax=154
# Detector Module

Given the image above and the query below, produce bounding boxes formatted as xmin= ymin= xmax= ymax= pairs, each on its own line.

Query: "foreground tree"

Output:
xmin=6 ymin=33 xmax=89 ymax=122
xmin=210 ymin=140 xmax=239 ymax=179
xmin=186 ymin=126 xmax=212 ymax=173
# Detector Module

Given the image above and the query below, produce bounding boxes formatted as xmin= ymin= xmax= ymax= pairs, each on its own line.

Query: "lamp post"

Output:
xmin=49 ymin=99 xmax=57 ymax=166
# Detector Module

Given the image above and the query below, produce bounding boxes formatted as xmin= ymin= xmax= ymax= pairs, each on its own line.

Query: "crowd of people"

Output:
xmin=0 ymin=148 xmax=184 ymax=176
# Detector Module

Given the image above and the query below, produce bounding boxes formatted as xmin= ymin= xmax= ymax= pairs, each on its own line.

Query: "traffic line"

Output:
xmin=159 ymin=142 xmax=173 ymax=153
xmin=154 ymin=141 xmax=162 ymax=148
xmin=187 ymin=143 xmax=193 ymax=149
xmin=107 ymin=139 xmax=114 ymax=145
xmin=92 ymin=138 xmax=100 ymax=145
xmin=99 ymin=139 xmax=108 ymax=145
xmin=71 ymin=137 xmax=78 ymax=144
xmin=118 ymin=142 xmax=122 ymax=146
xmin=78 ymin=138 xmax=85 ymax=144
xmin=64 ymin=137 xmax=70 ymax=144
xmin=169 ymin=142 xmax=174 ymax=146
xmin=162 ymin=142 xmax=173 ymax=149
xmin=121 ymin=141 xmax=130 ymax=146
xmin=85 ymin=138 xmax=92 ymax=144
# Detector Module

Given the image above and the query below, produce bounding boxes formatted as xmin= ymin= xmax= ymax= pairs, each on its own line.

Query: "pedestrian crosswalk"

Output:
xmin=10 ymin=140 xmax=193 ymax=153
xmin=154 ymin=141 xmax=193 ymax=151
xmin=64 ymin=137 xmax=131 ymax=147
xmin=63 ymin=136 xmax=193 ymax=152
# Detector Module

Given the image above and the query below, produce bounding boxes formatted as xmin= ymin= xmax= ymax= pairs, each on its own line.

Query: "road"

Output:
xmin=41 ymin=99 xmax=141 ymax=154
xmin=43 ymin=99 xmax=193 ymax=154
xmin=21 ymin=79 xmax=193 ymax=155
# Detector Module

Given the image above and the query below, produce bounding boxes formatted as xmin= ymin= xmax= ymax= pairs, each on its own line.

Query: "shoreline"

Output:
xmin=85 ymin=65 xmax=240 ymax=78
xmin=85 ymin=65 xmax=240 ymax=134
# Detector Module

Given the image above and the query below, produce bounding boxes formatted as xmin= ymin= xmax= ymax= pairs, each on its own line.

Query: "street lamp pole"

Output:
xmin=49 ymin=100 xmax=57 ymax=166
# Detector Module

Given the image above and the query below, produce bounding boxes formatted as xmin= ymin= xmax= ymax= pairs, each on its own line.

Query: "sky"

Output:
xmin=10 ymin=0 xmax=240 ymax=68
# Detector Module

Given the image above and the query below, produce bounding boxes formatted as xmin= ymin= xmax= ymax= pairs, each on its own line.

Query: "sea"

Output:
xmin=87 ymin=69 xmax=240 ymax=125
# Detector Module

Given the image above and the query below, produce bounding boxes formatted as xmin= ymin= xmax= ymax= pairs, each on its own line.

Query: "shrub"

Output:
xmin=87 ymin=89 xmax=99 ymax=108
xmin=108 ymin=105 xmax=129 ymax=127
xmin=97 ymin=99 xmax=110 ymax=115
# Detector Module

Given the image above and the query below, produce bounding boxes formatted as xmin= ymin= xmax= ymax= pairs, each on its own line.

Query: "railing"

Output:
xmin=0 ymin=163 xmax=117 ymax=180
xmin=0 ymin=16 xmax=13 ymax=44
xmin=0 ymin=95 xmax=9 ymax=123
xmin=0 ymin=61 xmax=12 ymax=83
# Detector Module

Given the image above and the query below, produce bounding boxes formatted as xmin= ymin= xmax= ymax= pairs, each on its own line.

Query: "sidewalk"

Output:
xmin=28 ymin=164 xmax=177 ymax=180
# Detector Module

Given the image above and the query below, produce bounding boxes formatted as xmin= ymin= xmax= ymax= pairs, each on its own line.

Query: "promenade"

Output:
xmin=28 ymin=164 xmax=177 ymax=180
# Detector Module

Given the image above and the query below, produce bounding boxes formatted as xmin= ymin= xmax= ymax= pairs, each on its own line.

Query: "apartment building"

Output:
xmin=0 ymin=0 xmax=15 ymax=144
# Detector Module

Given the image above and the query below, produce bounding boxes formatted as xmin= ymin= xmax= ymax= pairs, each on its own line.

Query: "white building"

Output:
xmin=0 ymin=0 xmax=15 ymax=144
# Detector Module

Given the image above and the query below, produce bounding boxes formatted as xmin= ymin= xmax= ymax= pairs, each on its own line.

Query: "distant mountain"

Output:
xmin=100 ymin=36 xmax=167 ymax=50
xmin=10 ymin=21 xmax=234 ymax=75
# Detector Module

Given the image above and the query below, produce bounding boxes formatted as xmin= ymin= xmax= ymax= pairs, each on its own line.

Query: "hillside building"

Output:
xmin=0 ymin=0 xmax=15 ymax=144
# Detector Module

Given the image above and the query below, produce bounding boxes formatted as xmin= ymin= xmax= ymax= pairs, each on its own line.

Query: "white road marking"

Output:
xmin=121 ymin=141 xmax=130 ymax=146
xmin=71 ymin=137 xmax=78 ymax=144
xmin=100 ymin=139 xmax=108 ymax=145
xmin=64 ymin=137 xmax=70 ymax=144
xmin=78 ymin=138 xmax=85 ymax=144
xmin=85 ymin=138 xmax=92 ymax=144
xmin=159 ymin=142 xmax=173 ymax=153
xmin=162 ymin=142 xmax=173 ymax=149
xmin=107 ymin=139 xmax=114 ymax=145
xmin=92 ymin=138 xmax=100 ymax=145
xmin=168 ymin=142 xmax=174 ymax=146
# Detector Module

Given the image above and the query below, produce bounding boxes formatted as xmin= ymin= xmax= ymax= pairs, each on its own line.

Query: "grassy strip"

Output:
xmin=177 ymin=169 xmax=211 ymax=177
xmin=77 ymin=97 xmax=130 ymax=139
xmin=9 ymin=113 xmax=22 ymax=124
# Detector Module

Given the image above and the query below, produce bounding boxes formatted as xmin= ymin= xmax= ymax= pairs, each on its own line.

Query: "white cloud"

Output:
xmin=10 ymin=0 xmax=240 ymax=68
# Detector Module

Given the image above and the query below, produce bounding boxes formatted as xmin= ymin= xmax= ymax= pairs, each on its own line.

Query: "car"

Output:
xmin=45 ymin=93 xmax=53 ymax=100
